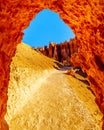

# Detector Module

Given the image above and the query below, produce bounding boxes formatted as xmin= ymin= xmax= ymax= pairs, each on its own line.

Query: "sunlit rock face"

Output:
xmin=5 ymin=43 xmax=103 ymax=130
xmin=37 ymin=38 xmax=78 ymax=64
xmin=0 ymin=0 xmax=104 ymax=129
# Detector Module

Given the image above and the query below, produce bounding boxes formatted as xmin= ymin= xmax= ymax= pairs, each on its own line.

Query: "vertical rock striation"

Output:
xmin=37 ymin=38 xmax=78 ymax=64
xmin=0 ymin=0 xmax=104 ymax=129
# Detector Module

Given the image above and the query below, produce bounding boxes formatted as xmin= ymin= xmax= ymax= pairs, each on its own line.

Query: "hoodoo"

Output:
xmin=37 ymin=38 xmax=78 ymax=64
xmin=0 ymin=0 xmax=104 ymax=129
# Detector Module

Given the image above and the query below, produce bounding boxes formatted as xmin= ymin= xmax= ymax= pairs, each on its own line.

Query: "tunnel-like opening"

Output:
xmin=0 ymin=1 xmax=104 ymax=130
xmin=22 ymin=9 xmax=77 ymax=66
xmin=22 ymin=9 xmax=75 ymax=48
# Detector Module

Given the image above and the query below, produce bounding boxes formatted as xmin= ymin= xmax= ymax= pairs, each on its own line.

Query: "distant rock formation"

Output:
xmin=37 ymin=38 xmax=78 ymax=65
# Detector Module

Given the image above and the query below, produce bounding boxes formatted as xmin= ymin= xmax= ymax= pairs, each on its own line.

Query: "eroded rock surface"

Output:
xmin=5 ymin=43 xmax=103 ymax=130
xmin=37 ymin=38 xmax=78 ymax=64
xmin=0 ymin=0 xmax=104 ymax=129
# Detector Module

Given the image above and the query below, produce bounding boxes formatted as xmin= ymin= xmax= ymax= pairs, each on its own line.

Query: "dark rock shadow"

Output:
xmin=77 ymin=78 xmax=90 ymax=86
xmin=75 ymin=70 xmax=87 ymax=78
xmin=87 ymin=86 xmax=95 ymax=96
xmin=53 ymin=61 xmax=73 ymax=71
xmin=53 ymin=61 xmax=64 ymax=70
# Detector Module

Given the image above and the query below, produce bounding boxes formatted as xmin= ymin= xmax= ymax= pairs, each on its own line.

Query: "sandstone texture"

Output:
xmin=5 ymin=43 xmax=103 ymax=130
xmin=37 ymin=38 xmax=78 ymax=65
xmin=0 ymin=0 xmax=104 ymax=129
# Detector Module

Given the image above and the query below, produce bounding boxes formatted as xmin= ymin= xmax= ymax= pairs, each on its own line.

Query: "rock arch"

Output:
xmin=0 ymin=0 xmax=104 ymax=129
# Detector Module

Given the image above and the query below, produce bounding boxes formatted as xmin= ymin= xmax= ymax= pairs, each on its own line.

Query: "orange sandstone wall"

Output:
xmin=0 ymin=0 xmax=104 ymax=129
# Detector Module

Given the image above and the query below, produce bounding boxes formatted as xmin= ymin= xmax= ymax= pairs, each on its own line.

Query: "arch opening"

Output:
xmin=22 ymin=9 xmax=75 ymax=48
xmin=0 ymin=1 xmax=104 ymax=129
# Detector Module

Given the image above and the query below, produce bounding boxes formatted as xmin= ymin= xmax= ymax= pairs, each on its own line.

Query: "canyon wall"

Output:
xmin=37 ymin=38 xmax=78 ymax=65
xmin=0 ymin=0 xmax=104 ymax=129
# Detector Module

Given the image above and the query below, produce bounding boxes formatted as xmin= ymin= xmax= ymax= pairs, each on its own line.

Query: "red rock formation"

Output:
xmin=48 ymin=42 xmax=55 ymax=58
xmin=39 ymin=38 xmax=78 ymax=64
xmin=0 ymin=0 xmax=104 ymax=129
xmin=70 ymin=38 xmax=78 ymax=56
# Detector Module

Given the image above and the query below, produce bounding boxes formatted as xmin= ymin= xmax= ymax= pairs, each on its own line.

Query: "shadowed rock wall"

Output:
xmin=0 ymin=0 xmax=104 ymax=129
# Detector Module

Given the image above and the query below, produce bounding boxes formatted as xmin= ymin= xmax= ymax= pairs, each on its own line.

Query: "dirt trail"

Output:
xmin=6 ymin=68 xmax=102 ymax=130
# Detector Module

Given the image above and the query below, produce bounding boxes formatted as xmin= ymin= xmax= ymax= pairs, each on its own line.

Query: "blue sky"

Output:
xmin=22 ymin=9 xmax=75 ymax=48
